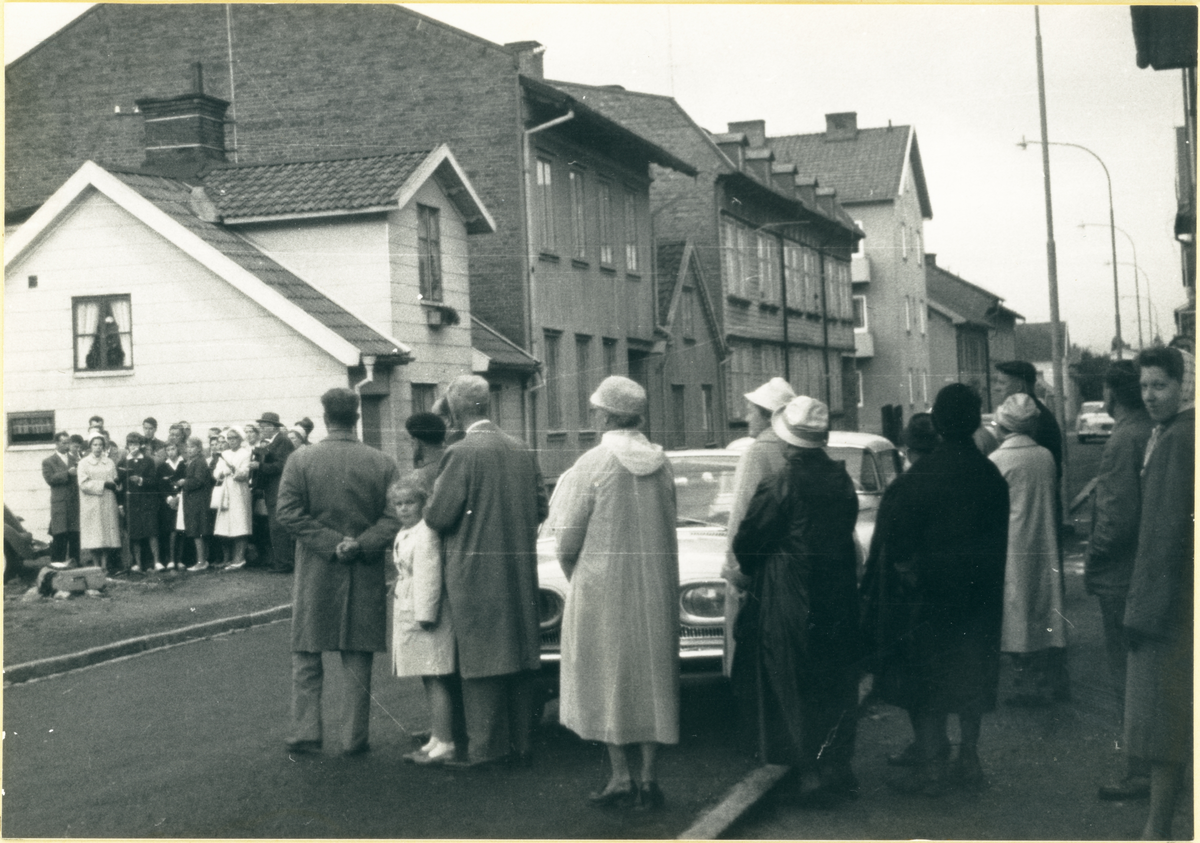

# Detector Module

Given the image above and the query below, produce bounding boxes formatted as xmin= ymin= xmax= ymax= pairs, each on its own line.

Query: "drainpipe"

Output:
xmin=522 ymin=108 xmax=575 ymax=444
xmin=352 ymin=355 xmax=377 ymax=443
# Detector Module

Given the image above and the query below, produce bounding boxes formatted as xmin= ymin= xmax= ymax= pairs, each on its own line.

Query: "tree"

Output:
xmin=1070 ymin=349 xmax=1108 ymax=402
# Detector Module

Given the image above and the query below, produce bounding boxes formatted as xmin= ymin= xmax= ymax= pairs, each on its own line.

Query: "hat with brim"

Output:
xmin=257 ymin=412 xmax=283 ymax=427
xmin=995 ymin=360 xmax=1037 ymax=385
xmin=745 ymin=377 xmax=796 ymax=413
xmin=772 ymin=395 xmax=829 ymax=448
xmin=590 ymin=375 xmax=647 ymax=417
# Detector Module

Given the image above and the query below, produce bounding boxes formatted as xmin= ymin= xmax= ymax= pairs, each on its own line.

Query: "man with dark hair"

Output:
xmin=994 ymin=360 xmax=1064 ymax=478
xmin=142 ymin=417 xmax=166 ymax=459
xmin=1088 ymin=361 xmax=1155 ymax=801
xmin=405 ymin=411 xmax=448 ymax=492
xmin=252 ymin=411 xmax=296 ymax=573
xmin=43 ymin=431 xmax=81 ymax=569
xmin=276 ymin=388 xmax=402 ymax=757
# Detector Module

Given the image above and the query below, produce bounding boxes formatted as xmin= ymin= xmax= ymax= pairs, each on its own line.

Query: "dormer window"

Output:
xmin=417 ymin=204 xmax=443 ymax=302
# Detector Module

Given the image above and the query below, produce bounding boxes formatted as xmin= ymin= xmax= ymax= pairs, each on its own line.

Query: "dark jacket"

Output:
xmin=257 ymin=433 xmax=295 ymax=510
xmin=1085 ymin=407 xmax=1154 ymax=598
xmin=42 ymin=451 xmax=80 ymax=535
xmin=1032 ymin=395 xmax=1064 ymax=480
xmin=180 ymin=455 xmax=214 ymax=537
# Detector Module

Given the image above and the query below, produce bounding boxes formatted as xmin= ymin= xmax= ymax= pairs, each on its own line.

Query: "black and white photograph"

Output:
xmin=3 ymin=3 xmax=1194 ymax=839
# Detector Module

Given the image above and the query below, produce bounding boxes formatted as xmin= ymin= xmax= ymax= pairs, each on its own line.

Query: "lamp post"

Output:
xmin=1084 ymin=222 xmax=1142 ymax=350
xmin=1019 ymin=136 xmax=1122 ymax=358
xmin=1108 ymin=260 xmax=1158 ymax=344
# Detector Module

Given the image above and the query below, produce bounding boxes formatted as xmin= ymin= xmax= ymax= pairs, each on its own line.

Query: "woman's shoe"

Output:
xmin=185 ymin=562 xmax=208 ymax=572
xmin=634 ymin=781 xmax=665 ymax=811
xmin=225 ymin=560 xmax=248 ymax=570
xmin=588 ymin=781 xmax=636 ymax=808
xmin=409 ymin=739 xmax=456 ymax=766
xmin=153 ymin=562 xmax=166 ymax=572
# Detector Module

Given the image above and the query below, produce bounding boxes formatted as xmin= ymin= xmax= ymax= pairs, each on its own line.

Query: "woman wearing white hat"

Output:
xmin=550 ymin=375 xmax=679 ymax=811
xmin=78 ymin=430 xmax=121 ymax=572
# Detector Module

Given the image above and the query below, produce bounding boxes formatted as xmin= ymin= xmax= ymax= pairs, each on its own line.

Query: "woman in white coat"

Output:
xmin=989 ymin=393 xmax=1067 ymax=706
xmin=551 ymin=376 xmax=679 ymax=811
xmin=212 ymin=427 xmax=253 ymax=568
xmin=78 ymin=431 xmax=121 ymax=572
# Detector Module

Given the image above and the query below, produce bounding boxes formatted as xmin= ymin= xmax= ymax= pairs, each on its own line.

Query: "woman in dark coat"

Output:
xmin=156 ymin=441 xmax=186 ymax=569
xmin=176 ymin=437 xmax=214 ymax=572
xmin=119 ymin=432 xmax=162 ymax=572
xmin=859 ymin=383 xmax=1010 ymax=795
xmin=731 ymin=395 xmax=861 ymax=807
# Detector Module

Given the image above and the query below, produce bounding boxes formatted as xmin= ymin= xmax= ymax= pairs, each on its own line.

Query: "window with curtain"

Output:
xmin=74 ymin=295 xmax=132 ymax=371
xmin=569 ymin=169 xmax=587 ymax=261
xmin=623 ymin=189 xmax=640 ymax=272
xmin=417 ymin=204 xmax=443 ymax=302
xmin=598 ymin=182 xmax=614 ymax=266
xmin=534 ymin=157 xmax=556 ymax=254
xmin=411 ymin=383 xmax=438 ymax=415
xmin=544 ymin=331 xmax=563 ymax=429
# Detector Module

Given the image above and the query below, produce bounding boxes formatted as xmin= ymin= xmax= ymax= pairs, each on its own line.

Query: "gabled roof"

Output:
xmin=655 ymin=239 xmax=726 ymax=359
xmin=471 ymin=315 xmax=539 ymax=373
xmin=926 ymin=258 xmax=1024 ymax=328
xmin=202 ymin=145 xmax=496 ymax=233
xmin=768 ymin=125 xmax=933 ymax=218
xmin=4 ymin=161 xmax=412 ymax=366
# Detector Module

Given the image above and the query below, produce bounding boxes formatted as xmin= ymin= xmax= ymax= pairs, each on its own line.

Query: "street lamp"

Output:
xmin=1107 ymin=260 xmax=1158 ymax=344
xmin=1082 ymin=222 xmax=1142 ymax=350
xmin=1019 ymin=136 xmax=1122 ymax=358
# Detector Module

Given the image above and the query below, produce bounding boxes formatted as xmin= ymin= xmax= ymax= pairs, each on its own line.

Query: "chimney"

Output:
xmin=794 ymin=175 xmax=819 ymax=208
xmin=771 ymin=163 xmax=798 ymax=198
xmin=744 ymin=147 xmax=775 ymax=184
xmin=136 ymin=63 xmax=229 ymax=178
xmin=926 ymin=253 xmax=937 ymax=267
xmin=824 ymin=112 xmax=858 ymax=142
xmin=816 ymin=186 xmax=839 ymax=216
xmin=712 ymin=132 xmax=748 ymax=170
xmin=506 ymin=41 xmax=545 ymax=80
xmin=727 ymin=120 xmax=766 ymax=148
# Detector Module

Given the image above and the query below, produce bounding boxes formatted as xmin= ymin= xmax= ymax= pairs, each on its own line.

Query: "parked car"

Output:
xmin=535 ymin=432 xmax=903 ymax=670
xmin=1076 ymin=400 xmax=1115 ymax=443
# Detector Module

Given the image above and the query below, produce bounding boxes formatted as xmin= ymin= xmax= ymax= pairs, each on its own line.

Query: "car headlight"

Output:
xmin=679 ymin=582 xmax=725 ymax=625
xmin=538 ymin=589 xmax=564 ymax=631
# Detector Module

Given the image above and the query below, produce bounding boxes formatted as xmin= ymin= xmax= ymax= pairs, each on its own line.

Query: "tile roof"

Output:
xmin=926 ymin=261 xmax=1020 ymax=327
xmin=470 ymin=316 xmax=538 ymax=371
xmin=109 ymin=169 xmax=409 ymax=360
xmin=201 ymin=151 xmax=431 ymax=219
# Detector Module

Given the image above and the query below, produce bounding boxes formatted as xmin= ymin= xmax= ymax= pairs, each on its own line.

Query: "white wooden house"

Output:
xmin=4 ymin=146 xmax=495 ymax=541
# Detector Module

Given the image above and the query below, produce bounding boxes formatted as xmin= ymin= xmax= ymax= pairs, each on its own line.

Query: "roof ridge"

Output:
xmin=205 ymin=149 xmax=432 ymax=171
xmin=547 ymin=78 xmax=678 ymax=104
xmin=769 ymin=125 xmax=914 ymax=143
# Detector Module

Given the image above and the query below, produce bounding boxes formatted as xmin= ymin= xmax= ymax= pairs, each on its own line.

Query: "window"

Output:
xmin=919 ymin=299 xmax=927 ymax=335
xmin=8 ymin=410 xmax=55 ymax=446
xmin=721 ymin=219 xmax=743 ymax=297
xmin=904 ymin=296 xmax=912 ymax=332
xmin=411 ymin=383 xmax=438 ymax=415
xmin=670 ymin=385 xmax=686 ymax=449
xmin=701 ymin=385 xmax=715 ymax=441
xmin=417 ymin=205 xmax=443 ymax=302
xmin=598 ymin=182 xmax=614 ymax=265
xmin=908 ymin=369 xmax=915 ymax=406
xmin=757 ymin=233 xmax=779 ymax=302
xmin=569 ymin=169 xmax=586 ymax=261
xmin=575 ymin=335 xmax=592 ymax=427
xmin=916 ymin=231 xmax=923 ymax=267
xmin=489 ymin=383 xmax=503 ymax=427
xmin=853 ymin=295 xmax=868 ymax=330
xmin=74 ymin=295 xmax=132 ymax=371
xmin=624 ymin=189 xmax=640 ymax=272
xmin=784 ymin=243 xmax=801 ymax=309
xmin=901 ymin=223 xmax=909 ymax=261
xmin=544 ymin=331 xmax=562 ymax=429
xmin=534 ymin=157 xmax=555 ymax=253
xmin=856 ymin=371 xmax=864 ymax=408
xmin=603 ymin=338 xmax=618 ymax=376
xmin=681 ymin=287 xmax=696 ymax=339
xmin=922 ymin=370 xmax=929 ymax=405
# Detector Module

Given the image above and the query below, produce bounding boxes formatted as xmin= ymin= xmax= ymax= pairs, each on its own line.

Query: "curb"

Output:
xmin=679 ymin=763 xmax=789 ymax=840
xmin=3 ymin=603 xmax=292 ymax=686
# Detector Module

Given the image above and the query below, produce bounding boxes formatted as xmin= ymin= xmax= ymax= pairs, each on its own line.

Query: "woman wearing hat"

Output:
xmin=550 ymin=375 xmax=679 ymax=811
xmin=731 ymin=395 xmax=861 ymax=807
xmin=78 ymin=430 xmax=122 ymax=572
xmin=989 ymin=392 xmax=1066 ymax=707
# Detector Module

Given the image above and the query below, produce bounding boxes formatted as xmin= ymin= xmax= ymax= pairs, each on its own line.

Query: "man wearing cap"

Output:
xmin=43 ymin=431 xmax=81 ymax=569
xmin=424 ymin=374 xmax=549 ymax=767
xmin=721 ymin=377 xmax=795 ymax=678
xmin=252 ymin=411 xmax=296 ymax=573
xmin=731 ymin=395 xmax=862 ymax=806
xmin=994 ymin=360 xmax=1063 ymax=478
xmin=990 ymin=393 xmax=1066 ymax=706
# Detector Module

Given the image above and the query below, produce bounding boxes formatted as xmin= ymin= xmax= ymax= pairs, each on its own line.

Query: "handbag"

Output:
xmin=210 ymin=481 xmax=228 ymax=511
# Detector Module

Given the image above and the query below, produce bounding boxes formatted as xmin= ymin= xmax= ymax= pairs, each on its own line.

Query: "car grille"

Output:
xmin=540 ymin=623 xmax=721 ymax=654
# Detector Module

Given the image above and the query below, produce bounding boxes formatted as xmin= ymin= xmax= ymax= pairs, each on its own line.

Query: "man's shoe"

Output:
xmin=285 ymin=740 xmax=322 ymax=756
xmin=1098 ymin=776 xmax=1151 ymax=801
xmin=342 ymin=743 xmax=370 ymax=758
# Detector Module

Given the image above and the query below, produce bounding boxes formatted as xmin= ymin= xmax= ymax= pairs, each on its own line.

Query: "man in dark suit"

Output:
xmin=253 ymin=411 xmax=296 ymax=573
xmin=142 ymin=417 xmax=167 ymax=462
xmin=43 ymin=430 xmax=80 ymax=568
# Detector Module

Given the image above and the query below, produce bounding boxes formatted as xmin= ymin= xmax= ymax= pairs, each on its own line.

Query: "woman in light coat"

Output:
xmin=551 ymin=376 xmax=678 ymax=811
xmin=989 ymin=392 xmax=1066 ymax=706
xmin=212 ymin=427 xmax=253 ymax=568
xmin=78 ymin=431 xmax=121 ymax=571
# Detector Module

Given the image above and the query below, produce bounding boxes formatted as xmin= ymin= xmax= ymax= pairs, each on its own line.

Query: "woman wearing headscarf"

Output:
xmin=212 ymin=426 xmax=254 ymax=569
xmin=78 ymin=430 xmax=122 ymax=572
xmin=550 ymin=376 xmax=679 ymax=811
xmin=989 ymin=392 xmax=1066 ymax=707
xmin=1124 ymin=346 xmax=1193 ymax=839
xmin=860 ymin=384 xmax=1009 ymax=796
xmin=731 ymin=395 xmax=862 ymax=807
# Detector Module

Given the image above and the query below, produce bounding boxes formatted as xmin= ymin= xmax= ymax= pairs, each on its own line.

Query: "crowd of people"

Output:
xmin=42 ymin=413 xmax=312 ymax=575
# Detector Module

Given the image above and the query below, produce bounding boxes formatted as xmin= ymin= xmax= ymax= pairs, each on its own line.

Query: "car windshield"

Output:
xmin=828 ymin=445 xmax=879 ymax=493
xmin=669 ymin=455 xmax=738 ymax=528
xmin=1081 ymin=401 xmax=1106 ymax=414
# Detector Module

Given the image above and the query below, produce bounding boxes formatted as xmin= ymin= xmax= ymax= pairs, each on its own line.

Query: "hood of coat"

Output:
xmin=601 ymin=429 xmax=666 ymax=476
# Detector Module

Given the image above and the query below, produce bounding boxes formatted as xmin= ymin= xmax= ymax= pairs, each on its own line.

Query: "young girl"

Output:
xmin=389 ymin=475 xmax=457 ymax=765
xmin=176 ymin=437 xmax=214 ymax=572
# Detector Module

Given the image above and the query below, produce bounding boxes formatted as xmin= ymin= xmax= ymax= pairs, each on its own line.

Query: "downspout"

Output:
xmin=352 ymin=355 xmax=377 ymax=443
xmin=522 ymin=107 xmax=575 ymax=444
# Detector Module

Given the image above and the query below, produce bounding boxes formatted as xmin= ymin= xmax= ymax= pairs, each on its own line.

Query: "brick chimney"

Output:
xmin=771 ymin=163 xmax=798 ymax=198
xmin=744 ymin=147 xmax=775 ymax=184
xmin=926 ymin=253 xmax=937 ymax=267
xmin=824 ymin=112 xmax=858 ymax=142
xmin=506 ymin=41 xmax=545 ymax=79
xmin=136 ymin=63 xmax=228 ymax=178
xmin=727 ymin=120 xmax=766 ymax=148
xmin=712 ymin=132 xmax=748 ymax=170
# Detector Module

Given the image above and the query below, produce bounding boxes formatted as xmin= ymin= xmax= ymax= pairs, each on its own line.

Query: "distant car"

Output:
xmin=535 ymin=432 xmax=903 ymax=670
xmin=1076 ymin=400 xmax=1115 ymax=443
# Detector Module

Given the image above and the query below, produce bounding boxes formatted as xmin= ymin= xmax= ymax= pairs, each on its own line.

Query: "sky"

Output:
xmin=4 ymin=3 xmax=1190 ymax=353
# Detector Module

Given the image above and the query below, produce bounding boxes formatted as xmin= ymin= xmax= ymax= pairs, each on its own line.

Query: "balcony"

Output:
xmin=854 ymin=329 xmax=875 ymax=358
xmin=851 ymin=254 xmax=871 ymax=283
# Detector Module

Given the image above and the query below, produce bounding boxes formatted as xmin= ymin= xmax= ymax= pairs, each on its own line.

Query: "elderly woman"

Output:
xmin=176 ymin=436 xmax=215 ymax=572
xmin=989 ymin=393 xmax=1066 ymax=707
xmin=212 ymin=426 xmax=254 ymax=569
xmin=550 ymin=376 xmax=679 ymax=811
xmin=731 ymin=395 xmax=861 ymax=807
xmin=78 ymin=431 xmax=122 ymax=572
xmin=860 ymin=384 xmax=1009 ymax=796
xmin=1124 ymin=346 xmax=1194 ymax=839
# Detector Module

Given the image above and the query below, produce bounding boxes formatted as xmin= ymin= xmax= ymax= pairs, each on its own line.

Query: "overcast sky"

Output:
xmin=5 ymin=3 xmax=1189 ymax=353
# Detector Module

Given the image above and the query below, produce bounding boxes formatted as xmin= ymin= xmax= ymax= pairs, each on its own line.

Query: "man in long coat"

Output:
xmin=43 ymin=431 xmax=80 ymax=568
xmin=254 ymin=411 xmax=296 ymax=573
xmin=425 ymin=375 xmax=548 ymax=767
xmin=276 ymin=388 xmax=401 ymax=756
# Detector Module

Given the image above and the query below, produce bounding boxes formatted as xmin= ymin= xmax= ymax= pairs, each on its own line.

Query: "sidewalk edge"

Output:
xmin=679 ymin=763 xmax=789 ymax=840
xmin=3 ymin=603 xmax=292 ymax=685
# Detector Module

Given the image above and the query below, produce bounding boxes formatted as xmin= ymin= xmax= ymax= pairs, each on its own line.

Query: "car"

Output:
xmin=535 ymin=431 xmax=903 ymax=669
xmin=1076 ymin=400 xmax=1114 ymax=443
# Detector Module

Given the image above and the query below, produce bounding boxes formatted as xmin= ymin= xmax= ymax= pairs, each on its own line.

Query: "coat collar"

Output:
xmin=324 ymin=429 xmax=357 ymax=442
xmin=997 ymin=433 xmax=1038 ymax=450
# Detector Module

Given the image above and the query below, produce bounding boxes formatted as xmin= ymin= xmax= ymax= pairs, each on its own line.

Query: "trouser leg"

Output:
xmin=341 ymin=651 xmax=373 ymax=752
xmin=461 ymin=674 xmax=509 ymax=764
xmin=290 ymin=651 xmax=323 ymax=745
xmin=268 ymin=509 xmax=293 ymax=571
xmin=50 ymin=533 xmax=68 ymax=563
xmin=1097 ymin=595 xmax=1129 ymax=716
